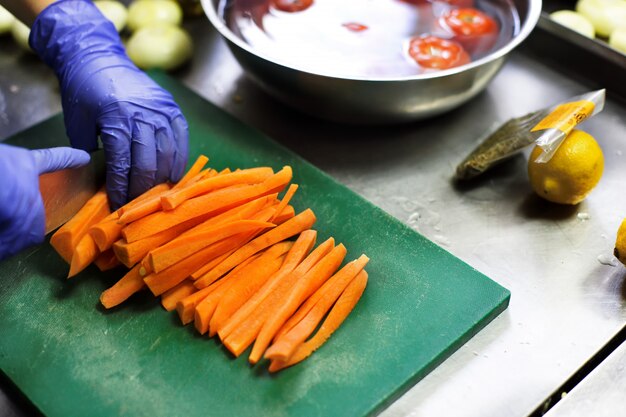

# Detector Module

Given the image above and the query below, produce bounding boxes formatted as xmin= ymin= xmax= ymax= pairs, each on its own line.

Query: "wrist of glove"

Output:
xmin=29 ymin=0 xmax=189 ymax=210
xmin=0 ymin=144 xmax=90 ymax=261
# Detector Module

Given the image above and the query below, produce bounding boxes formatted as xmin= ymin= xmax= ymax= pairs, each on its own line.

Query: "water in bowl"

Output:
xmin=221 ymin=0 xmax=521 ymax=78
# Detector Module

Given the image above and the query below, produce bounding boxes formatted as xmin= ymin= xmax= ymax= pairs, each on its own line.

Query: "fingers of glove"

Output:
xmin=154 ymin=123 xmax=175 ymax=184
xmin=129 ymin=119 xmax=157 ymax=200
xmin=99 ymin=125 xmax=131 ymax=211
xmin=170 ymin=115 xmax=189 ymax=182
xmin=32 ymin=147 xmax=91 ymax=175
xmin=64 ymin=107 xmax=100 ymax=152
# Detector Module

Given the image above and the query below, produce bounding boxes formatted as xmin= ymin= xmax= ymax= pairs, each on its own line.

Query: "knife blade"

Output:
xmin=39 ymin=150 xmax=106 ymax=234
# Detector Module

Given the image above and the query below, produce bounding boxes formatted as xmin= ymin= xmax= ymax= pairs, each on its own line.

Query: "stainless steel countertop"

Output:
xmin=545 ymin=339 xmax=626 ymax=417
xmin=1 ymin=17 xmax=625 ymax=417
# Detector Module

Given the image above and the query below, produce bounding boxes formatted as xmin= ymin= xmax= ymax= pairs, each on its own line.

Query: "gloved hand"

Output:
xmin=29 ymin=0 xmax=188 ymax=210
xmin=0 ymin=144 xmax=90 ymax=261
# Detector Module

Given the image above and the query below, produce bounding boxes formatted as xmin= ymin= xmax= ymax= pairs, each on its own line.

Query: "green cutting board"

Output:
xmin=0 ymin=73 xmax=509 ymax=417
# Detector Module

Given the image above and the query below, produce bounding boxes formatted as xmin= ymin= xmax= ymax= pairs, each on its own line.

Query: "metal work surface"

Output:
xmin=545 ymin=340 xmax=626 ymax=417
xmin=1 ymin=17 xmax=626 ymax=417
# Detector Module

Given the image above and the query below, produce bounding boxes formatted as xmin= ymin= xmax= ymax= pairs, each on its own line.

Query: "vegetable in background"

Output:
xmin=127 ymin=0 xmax=183 ymax=31
xmin=94 ymin=0 xmax=128 ymax=32
xmin=126 ymin=24 xmax=193 ymax=70
xmin=609 ymin=27 xmax=626 ymax=52
xmin=549 ymin=10 xmax=595 ymax=38
xmin=576 ymin=0 xmax=626 ymax=38
xmin=11 ymin=19 xmax=31 ymax=52
xmin=0 ymin=5 xmax=14 ymax=35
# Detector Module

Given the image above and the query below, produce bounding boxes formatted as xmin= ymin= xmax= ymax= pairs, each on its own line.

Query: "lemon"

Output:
xmin=614 ymin=218 xmax=626 ymax=265
xmin=527 ymin=129 xmax=604 ymax=205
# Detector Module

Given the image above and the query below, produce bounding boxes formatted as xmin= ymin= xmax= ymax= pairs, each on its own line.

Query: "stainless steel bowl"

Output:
xmin=202 ymin=0 xmax=542 ymax=124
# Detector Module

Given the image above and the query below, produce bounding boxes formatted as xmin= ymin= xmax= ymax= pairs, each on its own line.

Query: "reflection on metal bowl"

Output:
xmin=202 ymin=0 xmax=542 ymax=124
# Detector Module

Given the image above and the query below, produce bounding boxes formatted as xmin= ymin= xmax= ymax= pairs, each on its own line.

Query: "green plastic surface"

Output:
xmin=0 ymin=73 xmax=510 ymax=417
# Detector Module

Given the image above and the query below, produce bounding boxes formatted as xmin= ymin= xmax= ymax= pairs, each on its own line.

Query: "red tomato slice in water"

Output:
xmin=271 ymin=0 xmax=313 ymax=12
xmin=342 ymin=22 xmax=369 ymax=32
xmin=408 ymin=35 xmax=471 ymax=70
xmin=440 ymin=8 xmax=498 ymax=37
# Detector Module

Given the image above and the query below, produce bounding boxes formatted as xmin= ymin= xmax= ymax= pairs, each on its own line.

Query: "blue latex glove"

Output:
xmin=29 ymin=0 xmax=189 ymax=210
xmin=0 ymin=144 xmax=90 ymax=261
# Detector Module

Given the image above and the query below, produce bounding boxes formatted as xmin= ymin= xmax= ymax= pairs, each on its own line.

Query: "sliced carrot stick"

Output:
xmin=274 ymin=254 xmax=370 ymax=341
xmin=161 ymin=167 xmax=275 ymax=211
xmin=114 ymin=182 xmax=171 ymax=218
xmin=67 ymin=234 xmax=100 ymax=278
xmin=93 ymin=249 xmax=121 ymax=272
xmin=274 ymin=205 xmax=295 ymax=225
xmin=121 ymin=166 xmax=292 ymax=243
xmin=100 ymin=264 xmax=145 ymax=309
xmin=176 ymin=279 xmax=228 ymax=325
xmin=268 ymin=270 xmax=368 ymax=372
xmin=145 ymin=194 xmax=275 ymax=274
xmin=265 ymin=257 xmax=369 ymax=361
xmin=139 ymin=256 xmax=152 ymax=277
xmin=148 ymin=219 xmax=275 ymax=273
xmin=221 ymin=238 xmax=335 ymax=357
xmin=173 ymin=155 xmax=209 ymax=190
xmin=189 ymin=251 xmax=232 ymax=281
xmin=193 ymin=254 xmax=264 ymax=333
xmin=194 ymin=208 xmax=316 ymax=289
xmin=271 ymin=184 xmax=298 ymax=222
xmin=208 ymin=241 xmax=293 ymax=336
xmin=161 ymin=279 xmax=197 ymax=312
xmin=248 ymin=243 xmax=347 ymax=364
xmin=217 ymin=230 xmax=318 ymax=341
xmin=112 ymin=214 xmax=212 ymax=268
xmin=50 ymin=187 xmax=109 ymax=263
xmin=143 ymin=237 xmax=249 ymax=296
xmin=90 ymin=183 xmax=172 ymax=251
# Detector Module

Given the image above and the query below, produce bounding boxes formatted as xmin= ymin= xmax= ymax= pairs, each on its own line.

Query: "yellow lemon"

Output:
xmin=528 ymin=129 xmax=604 ymax=205
xmin=614 ymin=218 xmax=626 ymax=265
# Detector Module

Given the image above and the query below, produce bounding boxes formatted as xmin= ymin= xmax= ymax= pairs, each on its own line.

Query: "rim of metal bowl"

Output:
xmin=201 ymin=0 xmax=542 ymax=82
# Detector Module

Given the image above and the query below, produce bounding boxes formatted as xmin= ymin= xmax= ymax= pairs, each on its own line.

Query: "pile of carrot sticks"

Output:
xmin=50 ymin=155 xmax=369 ymax=371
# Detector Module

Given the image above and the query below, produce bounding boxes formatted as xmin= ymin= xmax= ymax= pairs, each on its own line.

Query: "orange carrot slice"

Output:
xmin=112 ymin=214 xmax=212 ymax=268
xmin=50 ymin=187 xmax=109 ymax=263
xmin=100 ymin=264 xmax=145 ymax=309
xmin=161 ymin=167 xmax=275 ymax=211
xmin=192 ymin=254 xmax=263 ymax=332
xmin=217 ymin=230 xmax=317 ymax=341
xmin=268 ymin=270 xmax=368 ymax=372
xmin=176 ymin=279 xmax=227 ymax=325
xmin=147 ymin=219 xmax=275 ymax=274
xmin=93 ymin=249 xmax=121 ymax=272
xmin=194 ymin=208 xmax=316 ymax=289
xmin=190 ymin=249 xmax=235 ymax=281
xmin=265 ymin=256 xmax=369 ymax=361
xmin=248 ymin=243 xmax=346 ymax=364
xmin=121 ymin=166 xmax=292 ymax=243
xmin=221 ymin=238 xmax=335 ymax=357
xmin=161 ymin=280 xmax=197 ymax=312
xmin=173 ymin=155 xmax=209 ymax=190
xmin=143 ymin=238 xmax=247 ymax=296
xmin=208 ymin=242 xmax=293 ymax=336
xmin=271 ymin=184 xmax=298 ymax=222
xmin=90 ymin=183 xmax=171 ymax=251
xmin=274 ymin=205 xmax=295 ymax=224
xmin=67 ymin=234 xmax=100 ymax=278
xmin=274 ymin=254 xmax=370 ymax=341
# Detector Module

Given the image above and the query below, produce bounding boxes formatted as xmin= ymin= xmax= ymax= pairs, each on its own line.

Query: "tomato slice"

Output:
xmin=408 ymin=35 xmax=471 ymax=70
xmin=271 ymin=0 xmax=313 ymax=12
xmin=342 ymin=22 xmax=368 ymax=32
xmin=440 ymin=8 xmax=498 ymax=37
